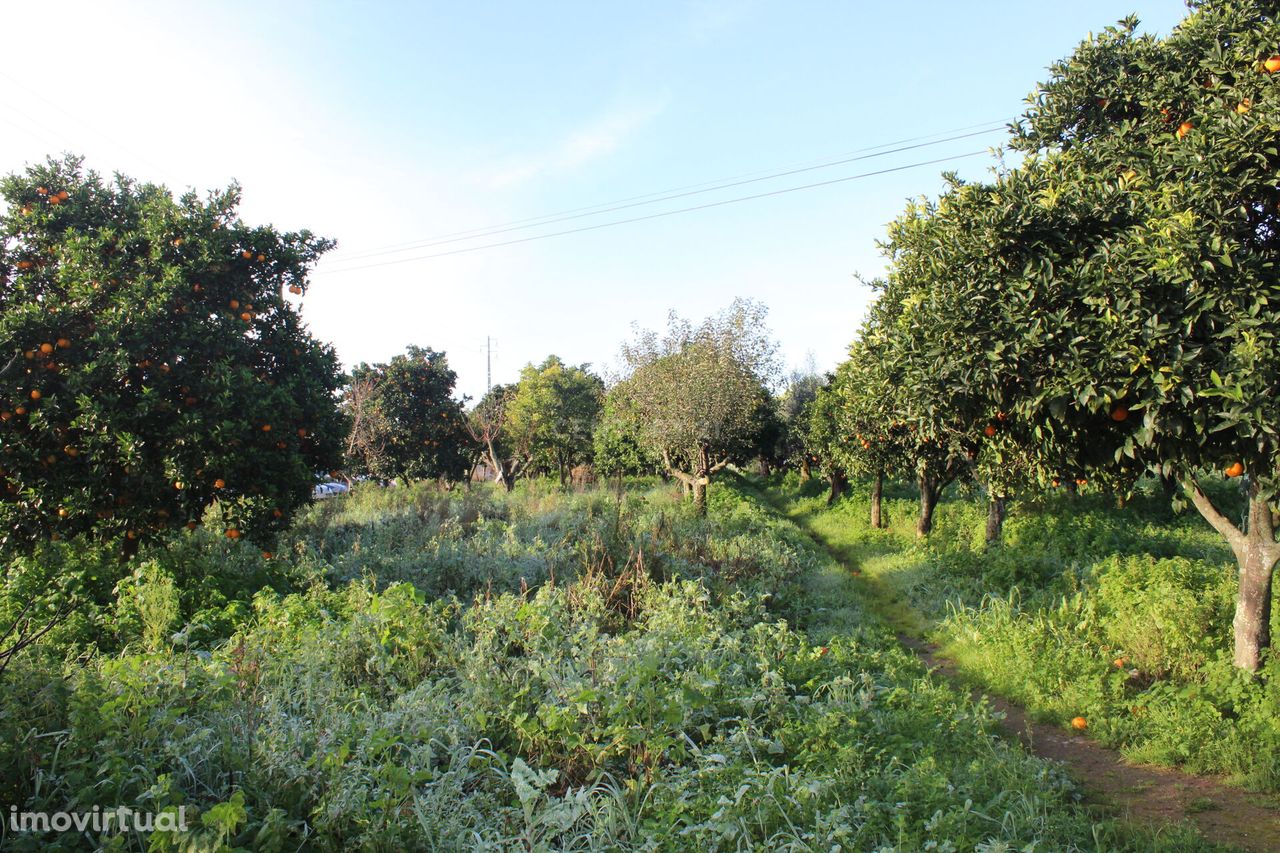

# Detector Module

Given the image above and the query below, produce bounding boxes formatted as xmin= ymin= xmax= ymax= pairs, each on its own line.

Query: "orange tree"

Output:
xmin=844 ymin=275 xmax=974 ymax=537
xmin=0 ymin=156 xmax=344 ymax=555
xmin=903 ymin=0 xmax=1280 ymax=670
xmin=878 ymin=183 xmax=1123 ymax=545
xmin=345 ymin=346 xmax=471 ymax=485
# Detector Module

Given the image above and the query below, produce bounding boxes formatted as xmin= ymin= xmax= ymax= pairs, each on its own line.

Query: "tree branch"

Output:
xmin=1185 ymin=478 xmax=1247 ymax=554
xmin=661 ymin=450 xmax=696 ymax=485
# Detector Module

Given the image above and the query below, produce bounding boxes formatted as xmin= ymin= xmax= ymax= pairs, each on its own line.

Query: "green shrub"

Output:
xmin=1094 ymin=555 xmax=1236 ymax=680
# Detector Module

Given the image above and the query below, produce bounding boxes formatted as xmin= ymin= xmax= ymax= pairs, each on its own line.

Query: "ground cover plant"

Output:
xmin=773 ymin=472 xmax=1280 ymax=795
xmin=0 ymin=477 xmax=1220 ymax=851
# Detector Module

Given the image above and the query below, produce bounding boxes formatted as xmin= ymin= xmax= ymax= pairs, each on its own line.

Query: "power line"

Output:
xmin=314 ymin=148 xmax=990 ymax=274
xmin=320 ymin=118 xmax=1014 ymax=264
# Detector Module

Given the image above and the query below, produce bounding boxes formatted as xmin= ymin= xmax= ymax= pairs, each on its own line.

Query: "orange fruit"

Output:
xmin=173 ymin=481 xmax=184 ymax=490
xmin=240 ymin=312 xmax=252 ymax=321
xmin=214 ymin=478 xmax=226 ymax=489
xmin=1176 ymin=120 xmax=1193 ymax=139
xmin=63 ymin=446 xmax=78 ymax=457
xmin=48 ymin=196 xmax=62 ymax=206
xmin=36 ymin=187 xmax=47 ymax=195
xmin=225 ymin=528 xmax=240 ymax=540
xmin=14 ymin=406 xmax=26 ymax=416
xmin=1265 ymin=56 xmax=1280 ymax=73
xmin=185 ymin=521 xmax=198 ymax=530
xmin=56 ymin=338 xmax=70 ymax=349
xmin=983 ymin=424 xmax=997 ymax=438
xmin=261 ymin=551 xmax=273 ymax=559
xmin=1114 ymin=657 xmax=1127 ymax=668
xmin=57 ymin=507 xmax=68 ymax=518
xmin=272 ymin=508 xmax=283 ymax=518
xmin=56 ymin=190 xmax=68 ymax=201
xmin=241 ymin=250 xmax=252 ymax=259
xmin=229 ymin=299 xmax=240 ymax=309
xmin=1110 ymin=407 xmax=1128 ymax=422
xmin=39 ymin=343 xmax=53 ymax=354
xmin=16 ymin=261 xmax=32 ymax=270
xmin=1075 ymin=478 xmax=1087 ymax=486
xmin=1225 ymin=461 xmax=1244 ymax=478
xmin=1071 ymin=716 xmax=1088 ymax=730
xmin=296 ymin=428 xmax=307 ymax=437
xmin=29 ymin=390 xmax=41 ymax=401
xmin=1236 ymin=99 xmax=1251 ymax=114
xmin=256 ymin=253 xmax=265 ymax=262
xmin=261 ymin=423 xmax=272 ymax=432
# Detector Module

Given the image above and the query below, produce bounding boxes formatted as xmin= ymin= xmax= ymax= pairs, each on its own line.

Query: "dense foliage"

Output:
xmin=0 ymin=157 xmax=345 ymax=556
xmin=345 ymin=346 xmax=471 ymax=485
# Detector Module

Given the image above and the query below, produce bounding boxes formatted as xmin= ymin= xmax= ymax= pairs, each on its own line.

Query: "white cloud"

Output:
xmin=482 ymin=98 xmax=667 ymax=190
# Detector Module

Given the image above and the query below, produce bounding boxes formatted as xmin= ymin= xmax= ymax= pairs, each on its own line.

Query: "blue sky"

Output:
xmin=1 ymin=0 xmax=1187 ymax=400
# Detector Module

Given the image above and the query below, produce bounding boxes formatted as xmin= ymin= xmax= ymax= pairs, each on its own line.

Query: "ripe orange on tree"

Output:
xmin=983 ymin=424 xmax=997 ymax=437
xmin=1225 ymin=461 xmax=1244 ymax=478
xmin=0 ymin=156 xmax=345 ymax=556
xmin=1071 ymin=716 xmax=1088 ymax=730
xmin=1111 ymin=406 xmax=1128 ymax=422
xmin=1265 ymin=55 xmax=1280 ymax=72
xmin=1176 ymin=120 xmax=1194 ymax=139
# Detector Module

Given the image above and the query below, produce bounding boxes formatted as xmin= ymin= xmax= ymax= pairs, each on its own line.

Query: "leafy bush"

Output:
xmin=0 ymin=477 xmax=1201 ymax=850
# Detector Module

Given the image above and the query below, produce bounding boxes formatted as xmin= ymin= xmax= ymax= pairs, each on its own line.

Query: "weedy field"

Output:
xmin=773 ymin=473 xmax=1280 ymax=797
xmin=0 ymin=477 xmax=1226 ymax=851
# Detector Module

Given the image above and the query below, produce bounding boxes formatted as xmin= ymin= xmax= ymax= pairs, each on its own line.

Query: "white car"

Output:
xmin=312 ymin=481 xmax=350 ymax=499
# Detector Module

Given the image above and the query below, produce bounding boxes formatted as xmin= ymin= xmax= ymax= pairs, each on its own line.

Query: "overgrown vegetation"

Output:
xmin=773 ymin=472 xmax=1280 ymax=795
xmin=0 ymin=478 xmax=1217 ymax=850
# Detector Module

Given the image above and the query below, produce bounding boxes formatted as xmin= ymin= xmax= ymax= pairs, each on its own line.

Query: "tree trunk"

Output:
xmin=1235 ymin=538 xmax=1276 ymax=671
xmin=916 ymin=475 xmax=938 ymax=538
xmin=985 ymin=494 xmax=1006 ymax=546
xmin=870 ymin=469 xmax=884 ymax=529
xmin=826 ymin=469 xmax=848 ymax=505
xmin=692 ymin=479 xmax=707 ymax=515
xmin=1187 ymin=482 xmax=1279 ymax=672
xmin=799 ymin=456 xmax=811 ymax=482
xmin=757 ymin=457 xmax=771 ymax=476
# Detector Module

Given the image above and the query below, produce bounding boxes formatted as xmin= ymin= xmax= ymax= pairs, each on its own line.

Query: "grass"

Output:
xmin=765 ymin=471 xmax=1280 ymax=796
xmin=0 ymin=475 xmax=1237 ymax=850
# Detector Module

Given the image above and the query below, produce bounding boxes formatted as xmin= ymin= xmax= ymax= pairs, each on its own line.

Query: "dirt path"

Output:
xmin=898 ymin=634 xmax=1280 ymax=853
xmin=759 ymin=485 xmax=1280 ymax=853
